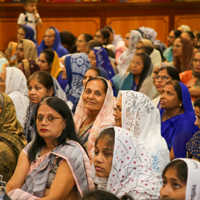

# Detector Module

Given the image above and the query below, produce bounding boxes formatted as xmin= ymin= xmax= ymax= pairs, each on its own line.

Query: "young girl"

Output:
xmin=160 ymin=158 xmax=200 ymax=200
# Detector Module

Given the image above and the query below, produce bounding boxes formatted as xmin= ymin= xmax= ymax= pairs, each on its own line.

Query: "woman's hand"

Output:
xmin=40 ymin=160 xmax=75 ymax=200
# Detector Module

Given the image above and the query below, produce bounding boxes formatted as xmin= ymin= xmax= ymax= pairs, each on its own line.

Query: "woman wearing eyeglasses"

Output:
xmin=37 ymin=27 xmax=69 ymax=57
xmin=6 ymin=96 xmax=94 ymax=200
xmin=24 ymin=71 xmax=67 ymax=142
xmin=76 ymin=33 xmax=93 ymax=54
xmin=152 ymin=66 xmax=180 ymax=110
xmin=180 ymin=51 xmax=200 ymax=103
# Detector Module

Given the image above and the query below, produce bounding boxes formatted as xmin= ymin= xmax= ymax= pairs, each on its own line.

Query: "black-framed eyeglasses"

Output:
xmin=33 ymin=115 xmax=64 ymax=124
xmin=154 ymin=75 xmax=169 ymax=81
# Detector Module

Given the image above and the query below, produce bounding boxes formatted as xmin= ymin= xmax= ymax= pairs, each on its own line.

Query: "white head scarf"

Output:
xmin=93 ymin=127 xmax=162 ymax=199
xmin=178 ymin=158 xmax=200 ymax=200
xmin=5 ymin=67 xmax=29 ymax=128
xmin=118 ymin=90 xmax=170 ymax=177
xmin=117 ymin=30 xmax=143 ymax=74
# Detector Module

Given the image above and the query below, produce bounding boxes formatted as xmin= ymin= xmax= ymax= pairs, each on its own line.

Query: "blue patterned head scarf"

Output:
xmin=92 ymin=47 xmax=115 ymax=79
xmin=64 ymin=53 xmax=91 ymax=112
xmin=22 ymin=25 xmax=37 ymax=44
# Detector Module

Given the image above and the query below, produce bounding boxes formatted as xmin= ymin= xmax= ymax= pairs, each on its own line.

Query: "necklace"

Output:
xmin=79 ymin=118 xmax=94 ymax=136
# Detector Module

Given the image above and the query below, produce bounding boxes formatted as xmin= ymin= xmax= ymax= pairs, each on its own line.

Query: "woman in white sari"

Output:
xmin=0 ymin=67 xmax=29 ymax=127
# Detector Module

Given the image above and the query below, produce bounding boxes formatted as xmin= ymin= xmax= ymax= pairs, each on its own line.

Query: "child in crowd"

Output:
xmin=17 ymin=0 xmax=43 ymax=41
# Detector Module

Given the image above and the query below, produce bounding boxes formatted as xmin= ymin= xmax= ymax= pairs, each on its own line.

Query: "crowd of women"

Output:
xmin=0 ymin=23 xmax=200 ymax=200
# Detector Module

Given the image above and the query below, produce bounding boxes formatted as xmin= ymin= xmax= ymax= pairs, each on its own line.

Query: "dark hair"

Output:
xmin=82 ymin=190 xmax=119 ymax=200
xmin=82 ymin=33 xmax=93 ymax=43
xmin=95 ymin=127 xmax=115 ymax=148
xmin=86 ymin=67 xmax=101 ymax=76
xmin=28 ymin=71 xmax=54 ymax=91
xmin=173 ymin=37 xmax=193 ymax=72
xmin=97 ymin=29 xmax=110 ymax=45
xmin=104 ymin=26 xmax=113 ymax=34
xmin=139 ymin=46 xmax=154 ymax=55
xmin=28 ymin=96 xmax=80 ymax=162
xmin=86 ymin=40 xmax=102 ymax=53
xmin=134 ymin=52 xmax=152 ymax=91
xmin=162 ymin=159 xmax=187 ymax=184
xmin=186 ymin=31 xmax=195 ymax=41
xmin=60 ymin=31 xmax=77 ymax=53
xmin=85 ymin=76 xmax=108 ymax=94
xmin=157 ymin=67 xmax=180 ymax=82
xmin=120 ymin=194 xmax=135 ymax=200
xmin=165 ymin=80 xmax=182 ymax=102
xmin=41 ymin=49 xmax=55 ymax=66
xmin=24 ymin=0 xmax=36 ymax=5
xmin=19 ymin=25 xmax=27 ymax=34
xmin=173 ymin=30 xmax=182 ymax=38
xmin=194 ymin=97 xmax=200 ymax=108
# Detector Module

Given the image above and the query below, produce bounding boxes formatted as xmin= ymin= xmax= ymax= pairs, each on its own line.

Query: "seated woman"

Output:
xmin=37 ymin=27 xmax=69 ymax=57
xmin=60 ymin=30 xmax=77 ymax=53
xmin=74 ymin=77 xmax=115 ymax=160
xmin=83 ymin=67 xmax=108 ymax=87
xmin=180 ymin=51 xmax=200 ymax=103
xmin=38 ymin=49 xmax=67 ymax=90
xmin=88 ymin=47 xmax=115 ymax=79
xmin=94 ymin=29 xmax=110 ymax=47
xmin=1 ymin=41 xmax=17 ymax=71
xmin=62 ymin=53 xmax=91 ymax=113
xmin=76 ymin=33 xmax=93 ymax=54
xmin=160 ymin=80 xmax=199 ymax=160
xmin=0 ymin=92 xmax=27 ymax=182
xmin=117 ymin=30 xmax=143 ymax=74
xmin=173 ymin=37 xmax=193 ymax=73
xmin=17 ymin=25 xmax=37 ymax=44
xmin=114 ymin=91 xmax=170 ymax=178
xmin=24 ymin=71 xmax=67 ymax=142
xmin=6 ymin=96 xmax=94 ymax=200
xmin=186 ymin=97 xmax=200 ymax=162
xmin=152 ymin=66 xmax=180 ymax=108
xmin=15 ymin=39 xmax=37 ymax=67
xmin=136 ymin=39 xmax=162 ymax=68
xmin=160 ymin=158 xmax=200 ymax=200
xmin=0 ymin=68 xmax=29 ymax=127
xmin=93 ymin=127 xmax=167 ymax=199
xmin=17 ymin=59 xmax=40 ymax=80
xmin=110 ymin=52 xmax=153 ymax=97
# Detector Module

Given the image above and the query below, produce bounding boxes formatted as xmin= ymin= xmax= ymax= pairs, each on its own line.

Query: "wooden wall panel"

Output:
xmin=174 ymin=15 xmax=200 ymax=31
xmin=0 ymin=17 xmax=100 ymax=51
xmin=106 ymin=16 xmax=169 ymax=45
xmin=0 ymin=18 xmax=18 ymax=51
xmin=37 ymin=17 xmax=101 ymax=44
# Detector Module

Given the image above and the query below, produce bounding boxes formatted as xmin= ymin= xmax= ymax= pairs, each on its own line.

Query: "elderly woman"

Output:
xmin=173 ymin=37 xmax=193 ymax=72
xmin=0 ymin=68 xmax=29 ymax=127
xmin=88 ymin=47 xmax=115 ymax=79
xmin=74 ymin=77 xmax=115 ymax=160
xmin=24 ymin=71 xmax=67 ymax=142
xmin=152 ymin=66 xmax=180 ymax=108
xmin=62 ymin=53 xmax=91 ymax=113
xmin=6 ymin=97 xmax=94 ymax=200
xmin=15 ymin=39 xmax=37 ymax=67
xmin=160 ymin=81 xmax=199 ymax=160
xmin=37 ymin=27 xmax=69 ymax=57
xmin=110 ymin=52 xmax=154 ymax=98
xmin=17 ymin=59 xmax=40 ymax=80
xmin=117 ymin=30 xmax=143 ymax=74
xmin=180 ymin=51 xmax=200 ymax=103
xmin=0 ymin=92 xmax=27 ymax=182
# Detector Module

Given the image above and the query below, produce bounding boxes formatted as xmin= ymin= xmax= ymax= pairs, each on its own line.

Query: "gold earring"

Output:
xmin=179 ymin=103 xmax=182 ymax=107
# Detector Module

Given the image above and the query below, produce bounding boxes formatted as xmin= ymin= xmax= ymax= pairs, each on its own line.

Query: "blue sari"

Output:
xmin=160 ymin=82 xmax=199 ymax=158
xmin=37 ymin=27 xmax=69 ymax=57
xmin=64 ymin=53 xmax=91 ymax=113
xmin=92 ymin=47 xmax=115 ymax=79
